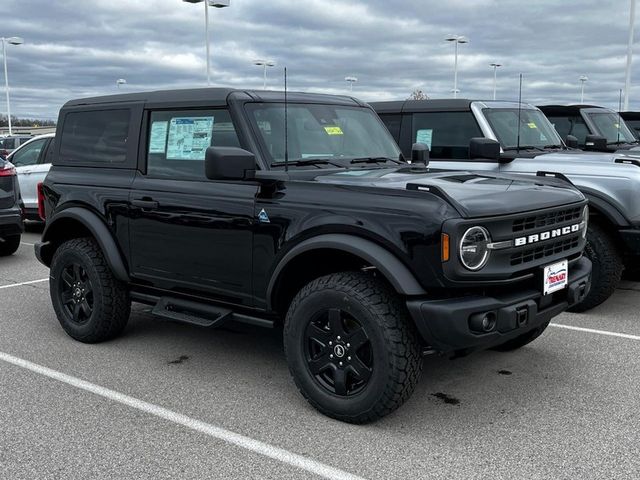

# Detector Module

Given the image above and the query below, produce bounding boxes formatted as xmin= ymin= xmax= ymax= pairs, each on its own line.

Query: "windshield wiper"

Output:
xmin=270 ymin=158 xmax=345 ymax=168
xmin=503 ymin=146 xmax=546 ymax=151
xmin=349 ymin=156 xmax=403 ymax=165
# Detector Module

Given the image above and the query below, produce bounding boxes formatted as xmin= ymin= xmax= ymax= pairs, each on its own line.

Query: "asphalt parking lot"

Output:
xmin=1 ymin=228 xmax=639 ymax=480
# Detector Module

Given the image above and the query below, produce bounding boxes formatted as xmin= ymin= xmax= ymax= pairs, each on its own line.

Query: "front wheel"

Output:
xmin=568 ymin=223 xmax=622 ymax=313
xmin=0 ymin=235 xmax=20 ymax=256
xmin=284 ymin=272 xmax=423 ymax=423
xmin=50 ymin=237 xmax=131 ymax=343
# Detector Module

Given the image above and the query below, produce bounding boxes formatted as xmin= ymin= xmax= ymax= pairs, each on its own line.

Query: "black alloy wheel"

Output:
xmin=305 ymin=308 xmax=373 ymax=396
xmin=59 ymin=262 xmax=94 ymax=325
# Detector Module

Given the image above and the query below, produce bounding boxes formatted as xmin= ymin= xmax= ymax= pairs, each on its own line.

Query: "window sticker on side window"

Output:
xmin=166 ymin=117 xmax=214 ymax=160
xmin=415 ymin=129 xmax=433 ymax=149
xmin=149 ymin=121 xmax=168 ymax=153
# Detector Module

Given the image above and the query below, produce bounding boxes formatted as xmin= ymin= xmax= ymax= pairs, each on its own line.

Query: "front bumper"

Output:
xmin=619 ymin=227 xmax=640 ymax=257
xmin=406 ymin=257 xmax=592 ymax=354
xmin=0 ymin=208 xmax=23 ymax=238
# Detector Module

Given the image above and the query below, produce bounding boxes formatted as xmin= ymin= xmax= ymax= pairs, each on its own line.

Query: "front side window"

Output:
xmin=587 ymin=112 xmax=636 ymax=144
xmin=146 ymin=109 xmax=240 ymax=180
xmin=484 ymin=109 xmax=562 ymax=149
xmin=246 ymin=103 xmax=401 ymax=165
xmin=9 ymin=138 xmax=47 ymax=167
xmin=412 ymin=112 xmax=482 ymax=159
xmin=59 ymin=109 xmax=130 ymax=164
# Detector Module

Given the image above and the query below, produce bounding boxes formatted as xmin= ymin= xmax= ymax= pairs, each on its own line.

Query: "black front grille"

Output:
xmin=512 ymin=206 xmax=582 ymax=233
xmin=510 ymin=235 xmax=581 ymax=266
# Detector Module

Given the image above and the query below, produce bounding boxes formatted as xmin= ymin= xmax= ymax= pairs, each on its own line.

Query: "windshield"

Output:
xmin=246 ymin=103 xmax=402 ymax=166
xmin=587 ymin=112 xmax=637 ymax=144
xmin=483 ymin=108 xmax=563 ymax=149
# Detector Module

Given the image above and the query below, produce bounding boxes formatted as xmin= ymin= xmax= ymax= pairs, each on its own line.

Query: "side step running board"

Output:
xmin=132 ymin=293 xmax=275 ymax=329
xmin=152 ymin=297 xmax=233 ymax=328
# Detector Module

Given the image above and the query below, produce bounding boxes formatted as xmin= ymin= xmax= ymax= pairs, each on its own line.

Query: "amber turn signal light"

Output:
xmin=441 ymin=233 xmax=450 ymax=262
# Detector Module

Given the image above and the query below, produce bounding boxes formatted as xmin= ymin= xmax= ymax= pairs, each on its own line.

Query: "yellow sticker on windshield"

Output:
xmin=615 ymin=123 xmax=620 ymax=128
xmin=527 ymin=122 xmax=538 ymax=129
xmin=324 ymin=126 xmax=344 ymax=135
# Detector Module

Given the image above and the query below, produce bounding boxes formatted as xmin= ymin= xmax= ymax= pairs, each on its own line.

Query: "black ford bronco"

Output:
xmin=36 ymin=88 xmax=591 ymax=423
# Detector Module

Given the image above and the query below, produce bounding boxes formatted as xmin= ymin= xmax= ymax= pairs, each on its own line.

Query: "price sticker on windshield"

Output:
xmin=543 ymin=259 xmax=568 ymax=295
xmin=324 ymin=126 xmax=344 ymax=135
xmin=527 ymin=122 xmax=538 ymax=129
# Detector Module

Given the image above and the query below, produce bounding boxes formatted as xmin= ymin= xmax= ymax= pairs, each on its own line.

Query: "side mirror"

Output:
xmin=469 ymin=137 xmax=501 ymax=161
xmin=565 ymin=135 xmax=579 ymax=148
xmin=411 ymin=143 xmax=429 ymax=166
xmin=584 ymin=134 xmax=607 ymax=151
xmin=205 ymin=146 xmax=256 ymax=181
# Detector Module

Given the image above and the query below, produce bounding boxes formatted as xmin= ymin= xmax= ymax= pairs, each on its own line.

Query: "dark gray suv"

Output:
xmin=0 ymin=157 xmax=23 ymax=256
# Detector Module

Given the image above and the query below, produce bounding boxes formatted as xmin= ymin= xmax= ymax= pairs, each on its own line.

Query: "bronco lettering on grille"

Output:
xmin=514 ymin=223 xmax=581 ymax=247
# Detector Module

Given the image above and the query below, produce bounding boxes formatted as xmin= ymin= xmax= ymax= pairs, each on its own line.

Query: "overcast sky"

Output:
xmin=1 ymin=0 xmax=639 ymax=119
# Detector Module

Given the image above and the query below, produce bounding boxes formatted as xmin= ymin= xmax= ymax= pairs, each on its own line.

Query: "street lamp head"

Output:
xmin=209 ymin=0 xmax=230 ymax=7
xmin=445 ymin=35 xmax=468 ymax=43
xmin=445 ymin=35 xmax=458 ymax=42
xmin=253 ymin=59 xmax=275 ymax=67
xmin=345 ymin=76 xmax=358 ymax=83
xmin=6 ymin=37 xmax=24 ymax=46
xmin=116 ymin=78 xmax=127 ymax=85
xmin=457 ymin=36 xmax=469 ymax=44
xmin=490 ymin=63 xmax=502 ymax=68
xmin=579 ymin=75 xmax=589 ymax=82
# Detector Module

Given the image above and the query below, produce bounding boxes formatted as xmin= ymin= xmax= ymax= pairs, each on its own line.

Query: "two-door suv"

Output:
xmin=0 ymin=155 xmax=23 ymax=256
xmin=36 ymin=89 xmax=591 ymax=422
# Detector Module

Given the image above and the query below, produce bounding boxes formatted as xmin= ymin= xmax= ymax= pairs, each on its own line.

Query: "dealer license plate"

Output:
xmin=543 ymin=259 xmax=568 ymax=295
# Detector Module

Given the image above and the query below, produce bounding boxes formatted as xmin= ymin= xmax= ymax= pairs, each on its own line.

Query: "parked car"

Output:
xmin=620 ymin=111 xmax=640 ymax=139
xmin=0 ymin=135 xmax=34 ymax=158
xmin=7 ymin=133 xmax=55 ymax=221
xmin=36 ymin=88 xmax=591 ymax=423
xmin=372 ymin=99 xmax=639 ymax=312
xmin=0 ymin=156 xmax=23 ymax=256
xmin=538 ymin=104 xmax=639 ymax=152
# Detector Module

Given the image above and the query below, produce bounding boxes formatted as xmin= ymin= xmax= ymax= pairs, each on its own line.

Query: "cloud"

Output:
xmin=0 ymin=0 xmax=639 ymax=120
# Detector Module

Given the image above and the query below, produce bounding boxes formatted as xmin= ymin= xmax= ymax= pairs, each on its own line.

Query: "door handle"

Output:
xmin=131 ymin=197 xmax=159 ymax=210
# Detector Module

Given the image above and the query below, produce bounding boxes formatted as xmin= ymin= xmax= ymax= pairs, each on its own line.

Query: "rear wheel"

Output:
xmin=284 ymin=272 xmax=423 ymax=423
xmin=0 ymin=235 xmax=20 ymax=256
xmin=50 ymin=237 xmax=130 ymax=343
xmin=568 ymin=222 xmax=622 ymax=313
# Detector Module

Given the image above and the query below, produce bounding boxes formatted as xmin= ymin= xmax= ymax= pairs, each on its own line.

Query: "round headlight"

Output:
xmin=460 ymin=226 xmax=491 ymax=271
xmin=582 ymin=205 xmax=589 ymax=239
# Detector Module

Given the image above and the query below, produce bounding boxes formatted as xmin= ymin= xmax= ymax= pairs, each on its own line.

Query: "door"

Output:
xmin=9 ymin=137 xmax=50 ymax=209
xmin=128 ymin=108 xmax=258 ymax=306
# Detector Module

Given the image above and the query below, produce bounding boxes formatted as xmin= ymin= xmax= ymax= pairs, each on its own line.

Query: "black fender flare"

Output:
xmin=266 ymin=233 xmax=427 ymax=310
xmin=581 ymin=191 xmax=629 ymax=227
xmin=41 ymin=207 xmax=130 ymax=282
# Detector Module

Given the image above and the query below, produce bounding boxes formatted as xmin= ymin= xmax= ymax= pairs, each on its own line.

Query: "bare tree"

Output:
xmin=408 ymin=89 xmax=429 ymax=100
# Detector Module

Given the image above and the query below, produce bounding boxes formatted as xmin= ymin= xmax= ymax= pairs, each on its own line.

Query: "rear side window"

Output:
xmin=547 ymin=115 xmax=589 ymax=145
xmin=59 ymin=109 xmax=130 ymax=165
xmin=412 ymin=112 xmax=482 ymax=159
xmin=146 ymin=109 xmax=240 ymax=180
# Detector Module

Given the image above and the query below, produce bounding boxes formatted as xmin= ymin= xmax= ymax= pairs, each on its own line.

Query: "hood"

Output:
xmin=314 ymin=167 xmax=584 ymax=218
xmin=530 ymin=150 xmax=640 ymax=164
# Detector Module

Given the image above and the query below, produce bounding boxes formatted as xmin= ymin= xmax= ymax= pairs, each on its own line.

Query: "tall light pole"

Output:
xmin=490 ymin=63 xmax=502 ymax=100
xmin=116 ymin=78 xmax=127 ymax=89
xmin=445 ymin=35 xmax=468 ymax=99
xmin=624 ymin=0 xmax=636 ymax=110
xmin=253 ymin=60 xmax=275 ymax=89
xmin=183 ymin=0 xmax=230 ymax=86
xmin=2 ymin=36 xmax=23 ymax=136
xmin=345 ymin=75 xmax=358 ymax=92
xmin=579 ymin=75 xmax=588 ymax=103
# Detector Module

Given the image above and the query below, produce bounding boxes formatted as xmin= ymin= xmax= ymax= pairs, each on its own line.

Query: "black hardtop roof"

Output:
xmin=538 ymin=104 xmax=611 ymax=115
xmin=62 ymin=87 xmax=366 ymax=109
xmin=620 ymin=111 xmax=640 ymax=120
xmin=371 ymin=99 xmax=473 ymax=113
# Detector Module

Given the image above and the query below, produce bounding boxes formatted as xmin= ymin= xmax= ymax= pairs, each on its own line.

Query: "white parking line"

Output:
xmin=0 ymin=278 xmax=48 ymax=290
xmin=550 ymin=323 xmax=640 ymax=341
xmin=20 ymin=242 xmax=35 ymax=246
xmin=0 ymin=351 xmax=365 ymax=480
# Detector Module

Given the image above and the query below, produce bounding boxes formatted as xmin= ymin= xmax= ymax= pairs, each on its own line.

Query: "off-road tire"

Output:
xmin=568 ymin=223 xmax=622 ymax=313
xmin=492 ymin=321 xmax=550 ymax=351
xmin=0 ymin=235 xmax=20 ymax=256
xmin=50 ymin=237 xmax=130 ymax=343
xmin=284 ymin=271 xmax=423 ymax=423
